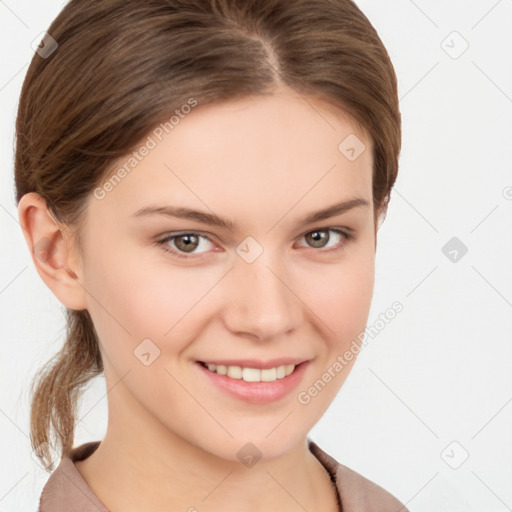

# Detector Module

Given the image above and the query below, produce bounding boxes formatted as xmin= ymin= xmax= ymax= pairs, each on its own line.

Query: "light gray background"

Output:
xmin=1 ymin=1 xmax=511 ymax=510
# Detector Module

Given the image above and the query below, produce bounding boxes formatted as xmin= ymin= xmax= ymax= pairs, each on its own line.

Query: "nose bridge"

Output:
xmin=224 ymin=248 xmax=300 ymax=340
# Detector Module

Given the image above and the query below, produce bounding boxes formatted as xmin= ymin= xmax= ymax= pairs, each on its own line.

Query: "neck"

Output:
xmin=74 ymin=372 xmax=339 ymax=512
xmin=75 ymin=412 xmax=338 ymax=511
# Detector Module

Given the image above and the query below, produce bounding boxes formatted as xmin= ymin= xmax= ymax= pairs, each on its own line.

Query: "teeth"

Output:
xmin=216 ymin=364 xmax=227 ymax=375
xmin=203 ymin=363 xmax=297 ymax=382
xmin=227 ymin=366 xmax=242 ymax=379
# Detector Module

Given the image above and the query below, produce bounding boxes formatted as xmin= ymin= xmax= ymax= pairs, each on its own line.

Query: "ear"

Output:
xmin=17 ymin=192 xmax=88 ymax=310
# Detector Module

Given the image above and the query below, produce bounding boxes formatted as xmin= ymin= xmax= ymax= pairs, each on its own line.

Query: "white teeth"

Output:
xmin=243 ymin=367 xmax=261 ymax=382
xmin=276 ymin=365 xmax=286 ymax=379
xmin=260 ymin=367 xmax=277 ymax=382
xmin=216 ymin=364 xmax=227 ymax=375
xmin=284 ymin=364 xmax=295 ymax=376
xmin=227 ymin=365 xmax=242 ymax=379
xmin=203 ymin=363 xmax=298 ymax=382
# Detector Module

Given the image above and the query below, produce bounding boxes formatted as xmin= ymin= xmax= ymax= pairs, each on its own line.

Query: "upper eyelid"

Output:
xmin=157 ymin=230 xmax=216 ymax=245
xmin=158 ymin=225 xmax=349 ymax=238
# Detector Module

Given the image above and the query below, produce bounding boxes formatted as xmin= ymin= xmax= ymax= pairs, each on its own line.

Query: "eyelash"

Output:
xmin=154 ymin=228 xmax=354 ymax=260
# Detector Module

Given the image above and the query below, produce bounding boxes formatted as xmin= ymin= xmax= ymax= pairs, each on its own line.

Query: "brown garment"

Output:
xmin=38 ymin=439 xmax=408 ymax=511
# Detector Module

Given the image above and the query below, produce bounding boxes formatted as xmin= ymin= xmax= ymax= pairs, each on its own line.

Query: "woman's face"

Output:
xmin=76 ymin=86 xmax=376 ymax=462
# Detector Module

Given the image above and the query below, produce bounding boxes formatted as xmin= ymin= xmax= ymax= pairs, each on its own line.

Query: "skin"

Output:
xmin=19 ymin=84 xmax=378 ymax=512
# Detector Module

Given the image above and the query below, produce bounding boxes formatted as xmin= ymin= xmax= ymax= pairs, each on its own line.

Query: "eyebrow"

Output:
xmin=132 ymin=197 xmax=370 ymax=232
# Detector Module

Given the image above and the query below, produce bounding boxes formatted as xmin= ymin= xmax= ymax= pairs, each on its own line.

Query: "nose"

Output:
xmin=222 ymin=252 xmax=302 ymax=342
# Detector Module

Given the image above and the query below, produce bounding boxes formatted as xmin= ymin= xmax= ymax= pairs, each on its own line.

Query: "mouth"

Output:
xmin=195 ymin=359 xmax=310 ymax=404
xmin=197 ymin=360 xmax=305 ymax=383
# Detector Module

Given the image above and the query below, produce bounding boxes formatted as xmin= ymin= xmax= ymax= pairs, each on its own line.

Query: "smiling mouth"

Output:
xmin=197 ymin=361 xmax=303 ymax=383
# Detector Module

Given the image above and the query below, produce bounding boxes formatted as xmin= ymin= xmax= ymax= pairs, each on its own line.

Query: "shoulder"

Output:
xmin=308 ymin=439 xmax=409 ymax=512
xmin=38 ymin=441 xmax=107 ymax=512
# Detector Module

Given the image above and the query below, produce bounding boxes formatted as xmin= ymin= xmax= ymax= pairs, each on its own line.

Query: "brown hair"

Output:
xmin=15 ymin=0 xmax=401 ymax=471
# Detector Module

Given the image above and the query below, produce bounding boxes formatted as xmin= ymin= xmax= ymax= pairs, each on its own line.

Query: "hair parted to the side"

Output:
xmin=15 ymin=0 xmax=401 ymax=471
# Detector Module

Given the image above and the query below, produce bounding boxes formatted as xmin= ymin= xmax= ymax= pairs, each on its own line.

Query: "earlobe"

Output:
xmin=17 ymin=192 xmax=87 ymax=310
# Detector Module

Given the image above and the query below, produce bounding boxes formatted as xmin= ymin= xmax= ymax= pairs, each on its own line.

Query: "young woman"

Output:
xmin=16 ymin=0 xmax=406 ymax=510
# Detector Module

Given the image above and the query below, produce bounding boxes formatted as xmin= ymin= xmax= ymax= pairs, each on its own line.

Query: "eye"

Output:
xmin=155 ymin=227 xmax=354 ymax=260
xmin=297 ymin=228 xmax=353 ymax=253
xmin=156 ymin=232 xmax=215 ymax=259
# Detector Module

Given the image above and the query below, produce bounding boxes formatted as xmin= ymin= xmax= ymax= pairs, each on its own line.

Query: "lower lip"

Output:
xmin=195 ymin=361 xmax=310 ymax=404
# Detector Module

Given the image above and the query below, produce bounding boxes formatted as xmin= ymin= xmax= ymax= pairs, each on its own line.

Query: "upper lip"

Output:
xmin=197 ymin=358 xmax=310 ymax=369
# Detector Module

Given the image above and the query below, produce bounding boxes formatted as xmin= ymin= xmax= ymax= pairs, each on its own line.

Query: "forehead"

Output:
xmin=90 ymin=87 xmax=373 ymax=224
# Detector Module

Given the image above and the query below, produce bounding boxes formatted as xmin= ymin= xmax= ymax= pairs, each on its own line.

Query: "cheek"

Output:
xmin=82 ymin=243 xmax=220 ymax=354
xmin=82 ymin=225 xmax=374 ymax=364
xmin=78 ymin=239 xmax=170 ymax=359
xmin=304 ymin=244 xmax=375 ymax=346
